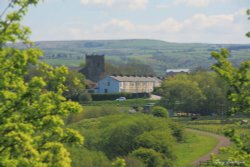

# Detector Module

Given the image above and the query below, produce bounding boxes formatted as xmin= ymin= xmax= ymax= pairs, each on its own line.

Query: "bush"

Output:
xmin=69 ymin=147 xmax=111 ymax=167
xmin=124 ymin=156 xmax=146 ymax=167
xmin=135 ymin=131 xmax=176 ymax=160
xmin=130 ymin=148 xmax=167 ymax=167
xmin=112 ymin=158 xmax=126 ymax=167
xmin=78 ymin=93 xmax=92 ymax=103
xmin=151 ymin=106 xmax=169 ymax=117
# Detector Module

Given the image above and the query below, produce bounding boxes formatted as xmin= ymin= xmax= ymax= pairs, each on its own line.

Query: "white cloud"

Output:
xmin=80 ymin=0 xmax=148 ymax=10
xmin=93 ymin=11 xmax=242 ymax=35
xmin=30 ymin=9 xmax=250 ymax=43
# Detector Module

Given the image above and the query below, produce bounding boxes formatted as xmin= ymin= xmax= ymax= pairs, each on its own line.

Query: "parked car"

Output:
xmin=115 ymin=97 xmax=126 ymax=101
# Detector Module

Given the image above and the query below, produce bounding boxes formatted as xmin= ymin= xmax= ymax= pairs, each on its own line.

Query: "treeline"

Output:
xmin=104 ymin=59 xmax=155 ymax=76
xmin=156 ymin=71 xmax=230 ymax=116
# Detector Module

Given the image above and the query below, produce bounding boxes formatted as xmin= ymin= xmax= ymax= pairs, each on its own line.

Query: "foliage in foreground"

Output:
xmin=0 ymin=0 xmax=83 ymax=166
xmin=211 ymin=48 xmax=250 ymax=114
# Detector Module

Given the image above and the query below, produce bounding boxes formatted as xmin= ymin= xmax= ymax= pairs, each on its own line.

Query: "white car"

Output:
xmin=115 ymin=97 xmax=126 ymax=101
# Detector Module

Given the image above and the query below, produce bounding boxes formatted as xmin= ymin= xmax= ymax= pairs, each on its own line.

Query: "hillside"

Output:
xmin=31 ymin=39 xmax=250 ymax=75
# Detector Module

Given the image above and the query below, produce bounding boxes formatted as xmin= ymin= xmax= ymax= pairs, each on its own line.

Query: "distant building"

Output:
xmin=80 ymin=54 xmax=105 ymax=82
xmin=97 ymin=75 xmax=162 ymax=94
xmin=166 ymin=69 xmax=190 ymax=76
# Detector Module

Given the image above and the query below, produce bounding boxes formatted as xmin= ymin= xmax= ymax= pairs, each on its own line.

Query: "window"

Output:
xmin=107 ymin=82 xmax=110 ymax=86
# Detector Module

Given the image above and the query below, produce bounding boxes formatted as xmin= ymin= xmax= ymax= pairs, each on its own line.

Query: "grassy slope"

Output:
xmin=175 ymin=130 xmax=218 ymax=167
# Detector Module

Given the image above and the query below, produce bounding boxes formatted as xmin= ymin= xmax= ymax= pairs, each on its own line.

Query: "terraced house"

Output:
xmin=97 ymin=75 xmax=162 ymax=93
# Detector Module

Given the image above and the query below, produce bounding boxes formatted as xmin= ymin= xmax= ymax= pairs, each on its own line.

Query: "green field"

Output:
xmin=180 ymin=117 xmax=250 ymax=135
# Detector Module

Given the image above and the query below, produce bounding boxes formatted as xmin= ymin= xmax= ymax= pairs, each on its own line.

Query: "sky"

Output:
xmin=1 ymin=0 xmax=250 ymax=43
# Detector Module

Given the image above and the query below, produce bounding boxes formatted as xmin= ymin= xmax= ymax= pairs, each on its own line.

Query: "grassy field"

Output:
xmin=179 ymin=117 xmax=250 ymax=135
xmin=65 ymin=105 xmax=130 ymax=125
xmin=175 ymin=130 xmax=218 ymax=167
xmin=66 ymin=99 xmax=160 ymax=124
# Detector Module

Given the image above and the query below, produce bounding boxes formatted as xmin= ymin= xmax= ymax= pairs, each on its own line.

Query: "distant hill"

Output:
xmin=30 ymin=39 xmax=250 ymax=75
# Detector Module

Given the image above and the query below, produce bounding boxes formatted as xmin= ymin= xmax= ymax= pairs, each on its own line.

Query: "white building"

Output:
xmin=97 ymin=75 xmax=162 ymax=94
xmin=166 ymin=69 xmax=190 ymax=76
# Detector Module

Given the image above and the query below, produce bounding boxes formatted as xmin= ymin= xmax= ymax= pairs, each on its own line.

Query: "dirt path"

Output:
xmin=186 ymin=129 xmax=231 ymax=166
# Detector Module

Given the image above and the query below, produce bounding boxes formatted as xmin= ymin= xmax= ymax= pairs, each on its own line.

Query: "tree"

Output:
xmin=63 ymin=70 xmax=86 ymax=101
xmin=211 ymin=48 xmax=250 ymax=114
xmin=0 ymin=1 xmax=83 ymax=166
xmin=104 ymin=59 xmax=155 ymax=76
xmin=160 ymin=74 xmax=206 ymax=114
xmin=191 ymin=71 xmax=229 ymax=115
xmin=246 ymin=9 xmax=250 ymax=37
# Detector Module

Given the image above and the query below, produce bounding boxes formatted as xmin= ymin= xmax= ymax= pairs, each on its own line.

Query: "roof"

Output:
xmin=166 ymin=69 xmax=190 ymax=73
xmin=108 ymin=76 xmax=162 ymax=82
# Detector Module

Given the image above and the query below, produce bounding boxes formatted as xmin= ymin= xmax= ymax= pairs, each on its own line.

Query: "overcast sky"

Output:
xmin=1 ymin=0 xmax=250 ymax=43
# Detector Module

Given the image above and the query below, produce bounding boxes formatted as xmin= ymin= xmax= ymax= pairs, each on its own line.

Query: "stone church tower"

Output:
xmin=80 ymin=54 xmax=105 ymax=82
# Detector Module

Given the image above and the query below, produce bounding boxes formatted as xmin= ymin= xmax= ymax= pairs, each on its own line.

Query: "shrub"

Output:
xmin=78 ymin=93 xmax=92 ymax=103
xmin=124 ymin=156 xmax=146 ymax=167
xmin=69 ymin=147 xmax=111 ymax=167
xmin=151 ymin=106 xmax=169 ymax=117
xmin=135 ymin=131 xmax=176 ymax=160
xmin=112 ymin=158 xmax=126 ymax=167
xmin=130 ymin=148 xmax=165 ymax=167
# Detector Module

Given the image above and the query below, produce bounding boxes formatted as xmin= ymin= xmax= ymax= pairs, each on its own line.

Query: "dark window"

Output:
xmin=104 ymin=89 xmax=108 ymax=93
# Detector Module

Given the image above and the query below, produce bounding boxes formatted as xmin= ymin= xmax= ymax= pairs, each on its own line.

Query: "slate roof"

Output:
xmin=109 ymin=76 xmax=162 ymax=82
